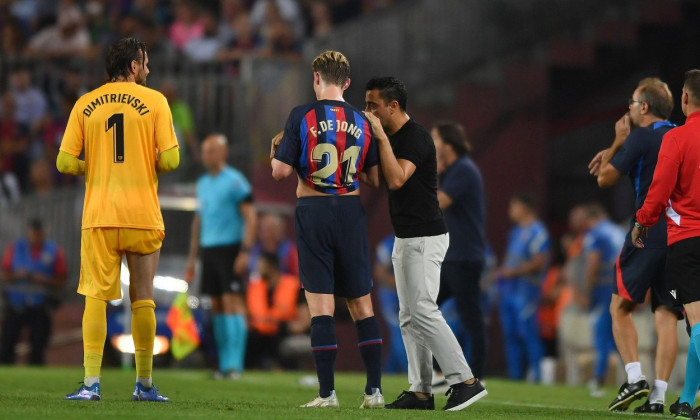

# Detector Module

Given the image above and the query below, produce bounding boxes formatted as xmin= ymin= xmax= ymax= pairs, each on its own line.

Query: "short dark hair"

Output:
xmin=684 ymin=69 xmax=700 ymax=105
xmin=311 ymin=50 xmax=350 ymax=87
xmin=583 ymin=201 xmax=607 ymax=219
xmin=433 ymin=121 xmax=472 ymax=157
xmin=28 ymin=218 xmax=43 ymax=231
xmin=365 ymin=77 xmax=408 ymax=111
xmin=637 ymin=78 xmax=674 ymax=119
xmin=511 ymin=192 xmax=537 ymax=212
xmin=106 ymin=37 xmax=147 ymax=82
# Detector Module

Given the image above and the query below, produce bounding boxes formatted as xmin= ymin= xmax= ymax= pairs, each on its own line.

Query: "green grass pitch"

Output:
xmin=0 ymin=367 xmax=668 ymax=419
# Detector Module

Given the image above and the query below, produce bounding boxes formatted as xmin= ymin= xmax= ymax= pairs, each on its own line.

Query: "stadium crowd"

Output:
xmin=0 ymin=0 xmax=397 ymax=204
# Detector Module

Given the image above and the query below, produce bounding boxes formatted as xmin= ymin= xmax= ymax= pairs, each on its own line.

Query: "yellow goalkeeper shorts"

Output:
xmin=78 ymin=228 xmax=165 ymax=300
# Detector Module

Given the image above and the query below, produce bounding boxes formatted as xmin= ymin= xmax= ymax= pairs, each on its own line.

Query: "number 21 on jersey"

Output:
xmin=310 ymin=143 xmax=360 ymax=187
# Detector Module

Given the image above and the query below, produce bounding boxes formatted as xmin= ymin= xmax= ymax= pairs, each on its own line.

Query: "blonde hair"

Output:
xmin=311 ymin=50 xmax=350 ymax=87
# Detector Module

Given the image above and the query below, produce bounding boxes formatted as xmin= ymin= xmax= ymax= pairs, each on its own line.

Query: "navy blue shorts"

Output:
xmin=295 ymin=195 xmax=372 ymax=299
xmin=614 ymin=242 xmax=683 ymax=318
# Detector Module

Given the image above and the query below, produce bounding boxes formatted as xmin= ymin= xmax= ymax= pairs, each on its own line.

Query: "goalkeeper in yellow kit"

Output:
xmin=58 ymin=37 xmax=179 ymax=402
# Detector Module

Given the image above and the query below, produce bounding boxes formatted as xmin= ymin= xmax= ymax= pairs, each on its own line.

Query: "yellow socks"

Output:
xmin=131 ymin=299 xmax=156 ymax=382
xmin=83 ymin=296 xmax=107 ymax=381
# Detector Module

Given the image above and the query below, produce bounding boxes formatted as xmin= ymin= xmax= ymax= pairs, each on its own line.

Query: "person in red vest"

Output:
xmin=0 ymin=218 xmax=66 ymax=365
xmin=245 ymin=251 xmax=307 ymax=369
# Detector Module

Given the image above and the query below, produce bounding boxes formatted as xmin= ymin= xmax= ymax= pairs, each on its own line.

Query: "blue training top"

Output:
xmin=582 ymin=219 xmax=626 ymax=286
xmin=503 ymin=220 xmax=550 ymax=285
xmin=196 ymin=166 xmax=252 ymax=247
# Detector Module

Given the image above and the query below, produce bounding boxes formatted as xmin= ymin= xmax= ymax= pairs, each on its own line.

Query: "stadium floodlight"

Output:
xmin=111 ymin=334 xmax=170 ymax=355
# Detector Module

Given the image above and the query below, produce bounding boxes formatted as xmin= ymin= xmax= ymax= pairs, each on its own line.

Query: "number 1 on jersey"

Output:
xmin=106 ymin=113 xmax=124 ymax=163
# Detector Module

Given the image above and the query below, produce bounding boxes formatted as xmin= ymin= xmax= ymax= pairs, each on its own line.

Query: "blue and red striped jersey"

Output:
xmin=274 ymin=99 xmax=378 ymax=195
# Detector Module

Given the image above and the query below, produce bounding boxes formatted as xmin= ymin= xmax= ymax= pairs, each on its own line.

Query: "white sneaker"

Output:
xmin=300 ymin=390 xmax=339 ymax=408
xmin=360 ymin=388 xmax=384 ymax=408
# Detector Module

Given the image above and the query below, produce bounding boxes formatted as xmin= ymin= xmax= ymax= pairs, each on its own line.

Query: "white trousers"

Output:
xmin=392 ymin=233 xmax=473 ymax=392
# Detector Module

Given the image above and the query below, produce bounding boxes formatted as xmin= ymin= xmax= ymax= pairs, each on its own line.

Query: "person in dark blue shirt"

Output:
xmin=431 ymin=121 xmax=487 ymax=379
xmin=589 ymin=77 xmax=682 ymax=413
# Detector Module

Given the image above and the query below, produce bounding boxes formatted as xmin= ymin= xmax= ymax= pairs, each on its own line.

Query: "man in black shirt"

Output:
xmin=363 ymin=77 xmax=487 ymax=412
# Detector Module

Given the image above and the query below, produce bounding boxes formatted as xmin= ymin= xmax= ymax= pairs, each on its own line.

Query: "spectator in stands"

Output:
xmin=26 ymin=3 xmax=91 ymax=59
xmin=248 ymin=212 xmax=298 ymax=277
xmin=218 ymin=0 xmax=246 ymax=46
xmin=0 ymin=218 xmax=67 ymax=365
xmin=305 ymin=0 xmax=333 ymax=38
xmin=183 ymin=9 xmax=225 ymax=63
xmin=168 ymin=0 xmax=204 ymax=51
xmin=218 ymin=12 xmax=262 ymax=64
xmin=373 ymin=234 xmax=407 ymax=373
xmin=497 ymin=192 xmax=550 ymax=382
xmin=28 ymin=158 xmax=54 ymax=195
xmin=577 ymin=203 xmax=625 ymax=397
xmin=258 ymin=1 xmax=301 ymax=60
xmin=0 ymin=92 xmax=30 ymax=191
xmin=0 ymin=19 xmax=27 ymax=59
xmin=8 ymin=68 xmax=46 ymax=139
xmin=245 ymin=251 xmax=307 ymax=369
xmin=250 ymin=0 xmax=305 ymax=41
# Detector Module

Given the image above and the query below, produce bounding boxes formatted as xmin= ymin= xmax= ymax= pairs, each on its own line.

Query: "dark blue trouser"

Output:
xmin=438 ymin=259 xmax=486 ymax=378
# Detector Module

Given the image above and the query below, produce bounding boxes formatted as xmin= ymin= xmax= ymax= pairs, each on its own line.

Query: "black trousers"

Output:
xmin=0 ymin=304 xmax=52 ymax=365
xmin=437 ymin=259 xmax=486 ymax=378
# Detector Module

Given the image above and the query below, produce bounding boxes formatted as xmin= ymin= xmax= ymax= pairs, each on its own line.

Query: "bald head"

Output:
xmin=201 ymin=134 xmax=228 ymax=173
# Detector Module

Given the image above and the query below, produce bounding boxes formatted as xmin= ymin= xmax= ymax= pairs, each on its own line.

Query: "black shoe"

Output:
xmin=633 ymin=399 xmax=664 ymax=414
xmin=443 ymin=379 xmax=488 ymax=411
xmin=671 ymin=398 xmax=681 ymax=416
xmin=384 ymin=391 xmax=434 ymax=410
xmin=608 ymin=378 xmax=650 ymax=411
xmin=673 ymin=401 xmax=693 ymax=418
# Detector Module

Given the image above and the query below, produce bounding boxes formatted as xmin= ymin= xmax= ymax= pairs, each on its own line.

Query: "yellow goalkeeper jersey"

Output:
xmin=60 ymin=81 xmax=179 ymax=230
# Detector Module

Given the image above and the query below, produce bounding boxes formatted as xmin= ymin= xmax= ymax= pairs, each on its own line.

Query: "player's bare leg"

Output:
xmin=608 ymin=294 xmax=648 ymax=411
xmin=127 ymin=250 xmax=168 ymax=402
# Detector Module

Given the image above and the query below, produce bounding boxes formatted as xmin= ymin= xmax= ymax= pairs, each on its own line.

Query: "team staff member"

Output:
xmin=497 ymin=193 xmax=549 ymax=382
xmin=1 ymin=218 xmax=66 ymax=365
xmin=364 ymin=76 xmax=486 ymax=412
xmin=431 ymin=121 xmax=487 ymax=379
xmin=186 ymin=133 xmax=257 ymax=379
xmin=633 ymin=70 xmax=700 ymax=418
xmin=589 ymin=77 xmax=681 ymax=413
xmin=271 ymin=50 xmax=384 ymax=409
xmin=57 ymin=37 xmax=179 ymax=402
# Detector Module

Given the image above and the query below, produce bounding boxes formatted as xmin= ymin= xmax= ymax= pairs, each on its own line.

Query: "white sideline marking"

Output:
xmin=483 ymin=400 xmax=640 ymax=416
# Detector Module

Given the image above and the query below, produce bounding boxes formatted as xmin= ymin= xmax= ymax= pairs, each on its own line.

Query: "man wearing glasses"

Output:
xmin=588 ymin=78 xmax=681 ymax=414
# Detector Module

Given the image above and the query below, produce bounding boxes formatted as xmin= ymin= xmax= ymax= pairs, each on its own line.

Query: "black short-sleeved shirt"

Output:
xmin=610 ymin=121 xmax=675 ymax=249
xmin=387 ymin=119 xmax=447 ymax=238
xmin=440 ymin=156 xmax=486 ymax=262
